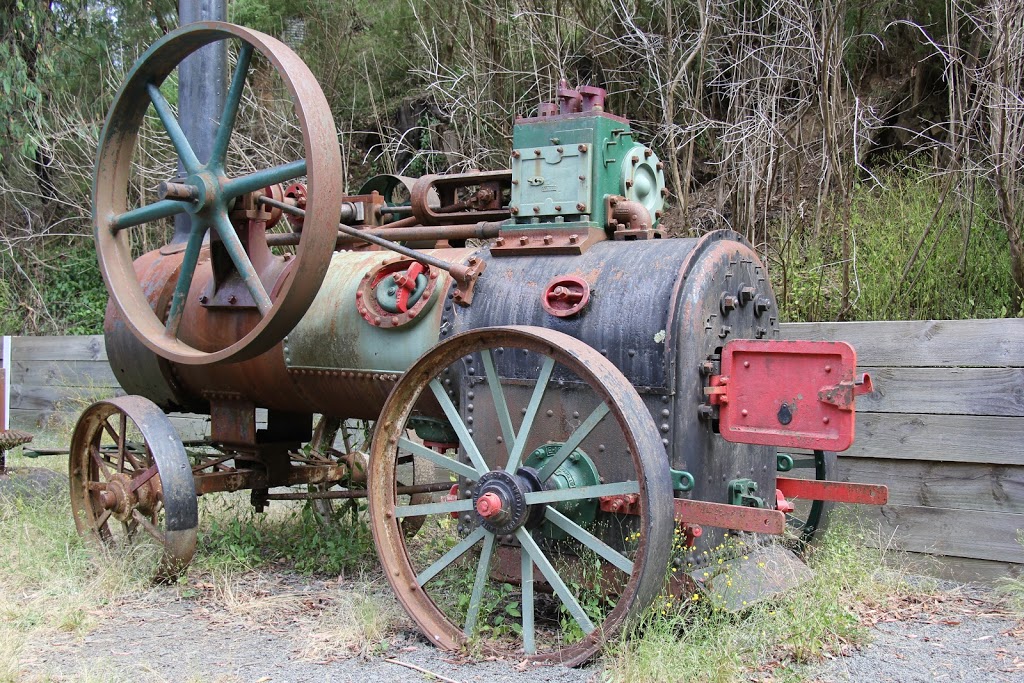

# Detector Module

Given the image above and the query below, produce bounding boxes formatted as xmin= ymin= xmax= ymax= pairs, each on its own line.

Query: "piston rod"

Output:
xmin=256 ymin=195 xmax=484 ymax=283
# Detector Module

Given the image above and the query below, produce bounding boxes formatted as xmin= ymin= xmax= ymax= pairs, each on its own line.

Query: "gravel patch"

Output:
xmin=813 ymin=585 xmax=1024 ymax=683
xmin=17 ymin=571 xmax=1023 ymax=682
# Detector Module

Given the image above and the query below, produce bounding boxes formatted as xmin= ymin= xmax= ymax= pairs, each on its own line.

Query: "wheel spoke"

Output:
xmin=395 ymin=498 xmax=473 ymax=518
xmin=211 ymin=43 xmax=253 ymax=165
xmin=464 ymin=531 xmax=496 ymax=636
xmin=521 ymin=546 xmax=535 ymax=655
xmin=480 ymin=350 xmax=515 ymax=458
xmin=165 ymin=215 xmax=209 ymax=337
xmin=128 ymin=464 xmax=159 ymax=493
xmin=524 ymin=480 xmax=639 ymax=506
xmin=212 ymin=211 xmax=272 ymax=315
xmin=222 ymin=159 xmax=307 ymax=199
xmin=117 ymin=412 xmax=127 ymax=473
xmin=428 ymin=379 xmax=488 ymax=475
xmin=94 ymin=508 xmax=112 ymax=530
xmin=398 ymin=437 xmax=479 ymax=481
xmin=506 ymin=357 xmax=555 ymax=473
xmin=416 ymin=526 xmax=486 ymax=586
xmin=543 ymin=507 xmax=634 ymax=574
xmin=132 ymin=508 xmax=166 ymax=544
xmin=89 ymin=445 xmax=114 ymax=481
xmin=146 ymin=83 xmax=201 ymax=173
xmin=110 ymin=199 xmax=188 ymax=233
xmin=516 ymin=528 xmax=595 ymax=635
xmin=536 ymin=402 xmax=610 ymax=482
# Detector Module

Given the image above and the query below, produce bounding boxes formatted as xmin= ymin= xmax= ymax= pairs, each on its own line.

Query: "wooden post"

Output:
xmin=1 ymin=335 xmax=9 ymax=432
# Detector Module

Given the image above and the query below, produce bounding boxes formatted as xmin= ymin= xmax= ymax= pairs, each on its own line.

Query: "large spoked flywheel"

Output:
xmin=368 ymin=326 xmax=674 ymax=665
xmin=93 ymin=21 xmax=342 ymax=365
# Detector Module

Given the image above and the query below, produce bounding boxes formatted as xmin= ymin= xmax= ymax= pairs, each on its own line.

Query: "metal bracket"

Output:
xmin=775 ymin=477 xmax=888 ymax=505
xmin=727 ymin=478 xmax=765 ymax=508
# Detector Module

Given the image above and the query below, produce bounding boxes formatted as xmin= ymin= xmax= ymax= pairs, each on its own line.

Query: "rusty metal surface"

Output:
xmin=69 ymin=395 xmax=198 ymax=580
xmin=94 ymin=21 xmax=342 ymax=365
xmin=776 ymin=477 xmax=889 ymax=505
xmin=410 ymin=171 xmax=511 ymax=225
xmin=449 ymin=239 xmax=702 ymax=391
xmin=367 ymin=325 xmax=674 ymax=666
xmin=673 ymin=498 xmax=786 ymax=535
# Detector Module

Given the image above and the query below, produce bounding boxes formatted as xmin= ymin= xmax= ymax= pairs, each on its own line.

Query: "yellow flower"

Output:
xmin=691 ymin=594 xmax=700 ymax=601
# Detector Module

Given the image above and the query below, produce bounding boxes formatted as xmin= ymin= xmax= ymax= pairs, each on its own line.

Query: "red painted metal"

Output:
xmin=541 ymin=275 xmax=591 ymax=317
xmin=476 ymin=491 xmax=502 ymax=518
xmin=776 ymin=477 xmax=889 ymax=505
xmin=711 ymin=339 xmax=872 ymax=452
xmin=674 ymin=498 xmax=786 ymax=535
xmin=775 ymin=488 xmax=795 ymax=513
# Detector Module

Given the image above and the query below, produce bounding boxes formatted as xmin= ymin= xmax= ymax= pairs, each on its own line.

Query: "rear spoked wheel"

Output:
xmin=368 ymin=326 xmax=673 ymax=665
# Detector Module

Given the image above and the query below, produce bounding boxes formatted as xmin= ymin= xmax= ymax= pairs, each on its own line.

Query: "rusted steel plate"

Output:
xmin=776 ymin=477 xmax=889 ymax=505
xmin=673 ymin=498 xmax=786 ymax=535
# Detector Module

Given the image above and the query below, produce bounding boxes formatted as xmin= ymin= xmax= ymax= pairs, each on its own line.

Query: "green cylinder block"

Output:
xmin=525 ymin=443 xmax=600 ymax=539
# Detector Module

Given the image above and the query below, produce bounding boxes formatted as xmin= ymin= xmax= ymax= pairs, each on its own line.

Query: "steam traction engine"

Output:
xmin=74 ymin=22 xmax=887 ymax=665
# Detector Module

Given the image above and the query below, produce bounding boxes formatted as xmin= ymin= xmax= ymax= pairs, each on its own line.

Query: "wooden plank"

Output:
xmin=780 ymin=319 xmax=1024 ymax=367
xmin=852 ymin=504 xmax=1024 ymax=563
xmin=9 ymin=383 xmax=124 ymax=412
xmin=12 ymin=360 xmax=120 ymax=389
xmin=11 ymin=336 xmax=106 ymax=362
xmin=837 ymin=457 xmax=1024 ymax=514
xmin=896 ymin=553 xmax=1024 ymax=584
xmin=9 ymin=408 xmax=53 ymax=430
xmin=857 ymin=366 xmax=1024 ymax=417
xmin=2 ymin=336 xmax=10 ymax=431
xmin=840 ymin=413 xmax=1024 ymax=465
xmin=168 ymin=413 xmax=210 ymax=442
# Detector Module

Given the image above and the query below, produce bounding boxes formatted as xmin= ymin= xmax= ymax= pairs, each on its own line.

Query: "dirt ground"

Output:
xmin=17 ymin=569 xmax=1024 ymax=683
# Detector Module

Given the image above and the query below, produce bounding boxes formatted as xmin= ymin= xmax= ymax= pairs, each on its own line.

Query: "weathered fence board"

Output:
xmin=854 ymin=504 xmax=1024 ymax=564
xmin=839 ymin=458 xmax=1024 ymax=514
xmin=845 ymin=413 xmax=1024 ymax=464
xmin=12 ymin=336 xmax=106 ymax=362
xmin=781 ymin=319 xmax=1024 ymax=367
xmin=856 ymin=367 xmax=1024 ymax=417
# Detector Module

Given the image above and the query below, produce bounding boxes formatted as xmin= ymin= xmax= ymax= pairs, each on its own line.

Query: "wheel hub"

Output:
xmin=101 ymin=474 xmax=137 ymax=522
xmin=472 ymin=469 xmax=536 ymax=535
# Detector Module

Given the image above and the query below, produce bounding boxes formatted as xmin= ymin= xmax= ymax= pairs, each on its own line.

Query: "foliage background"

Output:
xmin=0 ymin=0 xmax=1022 ymax=334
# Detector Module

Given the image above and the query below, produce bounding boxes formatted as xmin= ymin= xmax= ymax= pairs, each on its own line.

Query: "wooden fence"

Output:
xmin=2 ymin=320 xmax=1022 ymax=581
xmin=780 ymin=319 xmax=1024 ymax=582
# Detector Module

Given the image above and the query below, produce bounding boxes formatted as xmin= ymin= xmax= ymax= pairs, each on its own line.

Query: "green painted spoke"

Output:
xmin=521 ymin=546 xmax=535 ymax=655
xmin=506 ymin=356 xmax=555 ymax=473
xmin=464 ymin=531 xmax=496 ymax=636
xmin=211 ymin=43 xmax=253 ymax=165
xmin=416 ymin=526 xmax=485 ymax=586
xmin=536 ymin=402 xmax=610 ymax=482
xmin=428 ymin=379 xmax=488 ymax=474
xmin=164 ymin=217 xmax=208 ymax=337
xmin=111 ymin=199 xmax=189 ymax=232
xmin=398 ymin=437 xmax=479 ymax=481
xmin=524 ymin=480 xmax=639 ymax=506
xmin=223 ymin=159 xmax=307 ymax=198
xmin=544 ymin=507 xmax=633 ymax=574
xmin=395 ymin=497 xmax=473 ymax=518
xmin=481 ymin=350 xmax=515 ymax=461
xmin=212 ymin=211 xmax=272 ymax=315
xmin=147 ymin=83 xmax=201 ymax=173
xmin=516 ymin=529 xmax=595 ymax=635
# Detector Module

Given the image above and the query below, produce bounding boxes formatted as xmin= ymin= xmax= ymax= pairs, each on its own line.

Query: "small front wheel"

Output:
xmin=69 ymin=396 xmax=198 ymax=581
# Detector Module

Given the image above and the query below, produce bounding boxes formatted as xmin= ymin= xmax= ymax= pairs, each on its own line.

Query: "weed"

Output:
xmin=995 ymin=531 xmax=1024 ymax=615
xmin=605 ymin=522 xmax=910 ymax=682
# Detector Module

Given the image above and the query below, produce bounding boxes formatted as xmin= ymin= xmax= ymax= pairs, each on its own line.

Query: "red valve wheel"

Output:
xmin=541 ymin=275 xmax=591 ymax=317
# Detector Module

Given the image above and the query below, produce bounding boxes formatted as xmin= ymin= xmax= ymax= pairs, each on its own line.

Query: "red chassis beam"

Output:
xmin=776 ymin=477 xmax=888 ymax=505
